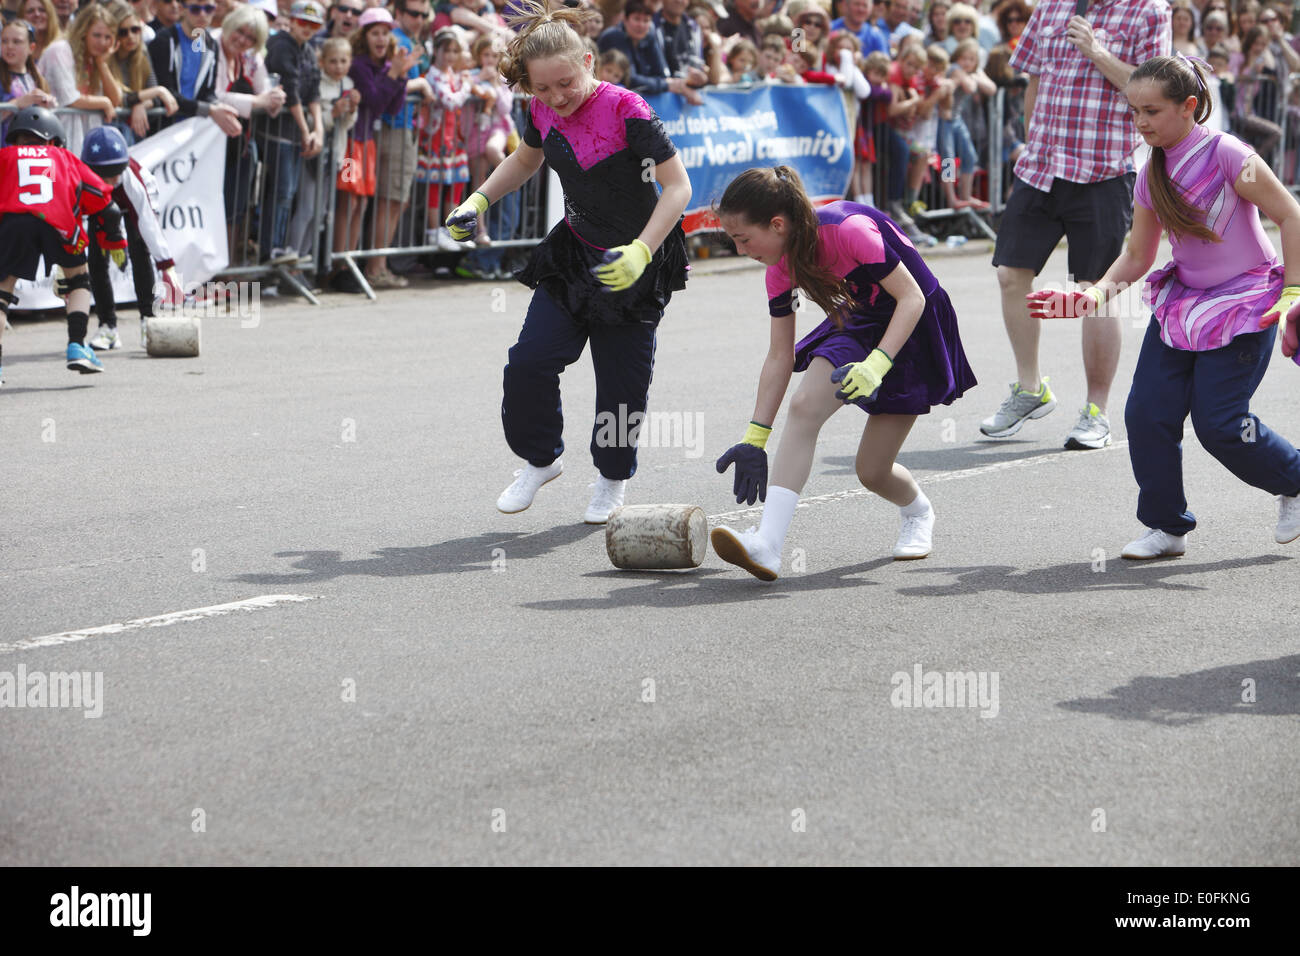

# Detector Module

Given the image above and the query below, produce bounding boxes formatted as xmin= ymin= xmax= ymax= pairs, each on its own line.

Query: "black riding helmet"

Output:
xmin=5 ymin=106 xmax=67 ymax=148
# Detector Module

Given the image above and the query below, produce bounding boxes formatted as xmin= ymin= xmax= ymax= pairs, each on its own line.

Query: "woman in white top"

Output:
xmin=37 ymin=3 xmax=120 ymax=153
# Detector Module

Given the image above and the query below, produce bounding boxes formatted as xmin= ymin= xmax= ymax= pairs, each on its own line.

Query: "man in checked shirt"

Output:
xmin=980 ymin=0 xmax=1171 ymax=449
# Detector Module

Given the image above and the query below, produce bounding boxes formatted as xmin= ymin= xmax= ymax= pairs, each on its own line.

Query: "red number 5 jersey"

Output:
xmin=0 ymin=144 xmax=116 ymax=253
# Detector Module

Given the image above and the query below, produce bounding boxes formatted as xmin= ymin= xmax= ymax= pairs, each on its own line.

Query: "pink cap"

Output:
xmin=357 ymin=7 xmax=393 ymax=30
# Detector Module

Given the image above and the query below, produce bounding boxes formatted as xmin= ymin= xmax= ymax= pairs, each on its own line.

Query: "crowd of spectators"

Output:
xmin=3 ymin=0 xmax=1300 ymax=288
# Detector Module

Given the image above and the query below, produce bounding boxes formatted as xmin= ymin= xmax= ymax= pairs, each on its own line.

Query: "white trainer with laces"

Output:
xmin=1121 ymin=528 xmax=1186 ymax=559
xmin=88 ymin=326 xmax=122 ymax=350
xmin=710 ymin=525 xmax=781 ymax=581
xmin=893 ymin=504 xmax=935 ymax=559
xmin=583 ymin=476 xmax=626 ymax=524
xmin=496 ymin=460 xmax=563 ymax=514
xmin=1276 ymin=493 xmax=1300 ymax=543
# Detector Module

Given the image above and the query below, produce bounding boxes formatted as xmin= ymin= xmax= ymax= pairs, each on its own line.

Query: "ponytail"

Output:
xmin=1132 ymin=55 xmax=1220 ymax=243
xmin=717 ymin=165 xmax=852 ymax=328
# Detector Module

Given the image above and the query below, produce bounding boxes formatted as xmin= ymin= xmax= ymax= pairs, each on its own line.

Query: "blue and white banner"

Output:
xmin=645 ymin=84 xmax=853 ymax=234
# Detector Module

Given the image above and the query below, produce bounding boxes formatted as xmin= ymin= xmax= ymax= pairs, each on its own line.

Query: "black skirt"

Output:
xmin=515 ymin=218 xmax=689 ymax=326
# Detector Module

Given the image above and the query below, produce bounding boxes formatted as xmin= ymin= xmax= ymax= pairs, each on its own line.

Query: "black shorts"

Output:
xmin=992 ymin=173 xmax=1135 ymax=281
xmin=0 ymin=214 xmax=87 ymax=281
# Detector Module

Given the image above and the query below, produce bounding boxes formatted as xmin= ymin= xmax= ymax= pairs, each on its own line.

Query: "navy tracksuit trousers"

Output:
xmin=1126 ymin=317 xmax=1300 ymax=535
xmin=502 ymin=286 xmax=657 ymax=481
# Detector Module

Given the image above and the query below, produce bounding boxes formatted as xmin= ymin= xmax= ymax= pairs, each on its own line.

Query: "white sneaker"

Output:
xmin=893 ymin=504 xmax=934 ymax=559
xmin=1276 ymin=493 xmax=1300 ymax=543
xmin=1121 ymin=528 xmax=1186 ymax=559
xmin=88 ymin=326 xmax=121 ymax=350
xmin=583 ymin=476 xmax=626 ymax=524
xmin=710 ymin=525 xmax=781 ymax=581
xmin=496 ymin=460 xmax=562 ymax=514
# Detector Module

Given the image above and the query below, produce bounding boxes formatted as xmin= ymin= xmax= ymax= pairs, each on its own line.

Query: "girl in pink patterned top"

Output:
xmin=1029 ymin=55 xmax=1300 ymax=560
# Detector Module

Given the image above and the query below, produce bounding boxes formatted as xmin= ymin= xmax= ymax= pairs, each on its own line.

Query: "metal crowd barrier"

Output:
xmin=30 ymin=72 xmax=1300 ymax=302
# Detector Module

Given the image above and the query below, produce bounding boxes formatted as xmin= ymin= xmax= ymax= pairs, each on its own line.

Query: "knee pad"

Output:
xmin=56 ymin=271 xmax=92 ymax=297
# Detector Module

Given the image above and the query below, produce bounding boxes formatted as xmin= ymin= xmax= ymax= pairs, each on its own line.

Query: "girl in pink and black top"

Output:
xmin=442 ymin=0 xmax=691 ymax=525
xmin=1030 ymin=55 xmax=1300 ymax=559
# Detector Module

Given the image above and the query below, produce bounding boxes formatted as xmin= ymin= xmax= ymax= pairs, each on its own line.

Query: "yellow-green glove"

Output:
xmin=109 ymin=247 xmax=127 ymax=269
xmin=830 ymin=348 xmax=893 ymax=403
xmin=445 ymin=190 xmax=489 ymax=242
xmin=592 ymin=239 xmax=652 ymax=291
xmin=1261 ymin=285 xmax=1300 ymax=358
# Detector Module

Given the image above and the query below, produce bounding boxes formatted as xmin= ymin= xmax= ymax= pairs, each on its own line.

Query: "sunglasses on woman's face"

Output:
xmin=118 ymin=24 xmax=142 ymax=35
xmin=1005 ymin=15 xmax=1024 ymax=22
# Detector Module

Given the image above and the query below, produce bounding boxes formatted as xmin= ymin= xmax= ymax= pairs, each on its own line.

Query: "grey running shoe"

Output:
xmin=980 ymin=378 xmax=1056 ymax=437
xmin=1064 ymin=402 xmax=1112 ymax=449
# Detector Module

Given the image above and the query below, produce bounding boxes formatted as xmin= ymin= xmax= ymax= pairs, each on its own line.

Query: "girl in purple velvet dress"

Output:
xmin=711 ymin=165 xmax=976 ymax=581
xmin=444 ymin=0 xmax=692 ymax=526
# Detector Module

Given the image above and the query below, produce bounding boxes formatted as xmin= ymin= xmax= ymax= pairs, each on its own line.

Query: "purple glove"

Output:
xmin=716 ymin=442 xmax=768 ymax=506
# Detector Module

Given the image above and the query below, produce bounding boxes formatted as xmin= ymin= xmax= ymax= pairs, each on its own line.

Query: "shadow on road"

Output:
xmin=519 ymin=557 xmax=896 ymax=610
xmin=1059 ymin=654 xmax=1300 ymax=725
xmin=821 ymin=441 xmax=1055 ymax=478
xmin=233 ymin=524 xmax=603 ymax=584
xmin=0 ymin=384 xmax=95 ymax=393
xmin=894 ymin=554 xmax=1291 ymax=597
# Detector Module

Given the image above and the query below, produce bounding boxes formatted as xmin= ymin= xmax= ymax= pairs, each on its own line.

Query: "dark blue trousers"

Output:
xmin=502 ymin=285 xmax=657 ymax=480
xmin=1126 ymin=317 xmax=1300 ymax=535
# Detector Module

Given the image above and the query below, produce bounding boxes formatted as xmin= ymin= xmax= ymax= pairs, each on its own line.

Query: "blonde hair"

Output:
xmin=926 ymin=44 xmax=950 ymax=68
xmin=500 ymin=0 xmax=597 ymax=93
xmin=222 ymin=2 xmax=269 ymax=57
xmin=863 ymin=50 xmax=890 ymax=76
xmin=320 ymin=36 xmax=350 ymax=62
xmin=67 ymin=4 xmax=117 ymax=94
xmin=947 ymin=3 xmax=980 ymax=27
xmin=105 ymin=0 xmax=151 ymax=91
xmin=953 ymin=37 xmax=981 ymax=64
xmin=25 ymin=0 xmax=61 ymax=53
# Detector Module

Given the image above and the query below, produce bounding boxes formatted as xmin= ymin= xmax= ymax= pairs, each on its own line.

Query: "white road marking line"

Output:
xmin=3 ymin=594 xmax=319 ymax=655
xmin=708 ymin=441 xmax=1129 ymax=524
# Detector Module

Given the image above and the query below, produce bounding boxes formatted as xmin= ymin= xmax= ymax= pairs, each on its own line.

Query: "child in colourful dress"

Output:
xmin=711 ymin=165 xmax=976 ymax=580
xmin=1029 ymin=55 xmax=1300 ymax=558
xmin=462 ymin=32 xmax=516 ymax=247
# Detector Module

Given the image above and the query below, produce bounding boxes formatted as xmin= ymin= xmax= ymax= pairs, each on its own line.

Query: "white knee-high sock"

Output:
xmin=901 ymin=488 xmax=931 ymax=517
xmin=758 ymin=486 xmax=799 ymax=550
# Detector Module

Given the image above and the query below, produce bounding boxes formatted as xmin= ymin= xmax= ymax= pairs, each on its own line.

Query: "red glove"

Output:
xmin=1026 ymin=286 xmax=1106 ymax=320
xmin=158 ymin=266 xmax=183 ymax=308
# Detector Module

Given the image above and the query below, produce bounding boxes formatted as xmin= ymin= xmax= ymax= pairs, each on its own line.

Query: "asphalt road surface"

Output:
xmin=2 ymin=240 xmax=1297 ymax=866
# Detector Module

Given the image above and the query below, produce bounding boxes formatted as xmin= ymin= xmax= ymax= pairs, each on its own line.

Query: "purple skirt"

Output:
xmin=793 ymin=286 xmax=976 ymax=415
